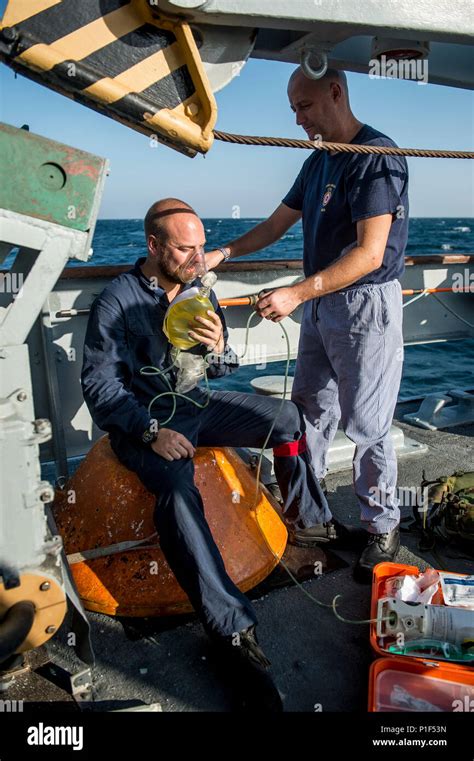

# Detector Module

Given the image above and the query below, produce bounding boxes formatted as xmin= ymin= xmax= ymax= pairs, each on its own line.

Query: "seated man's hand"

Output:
xmin=150 ymin=428 xmax=195 ymax=461
xmin=189 ymin=310 xmax=224 ymax=353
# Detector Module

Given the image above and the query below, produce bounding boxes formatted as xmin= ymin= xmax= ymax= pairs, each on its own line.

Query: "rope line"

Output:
xmin=213 ymin=130 xmax=474 ymax=159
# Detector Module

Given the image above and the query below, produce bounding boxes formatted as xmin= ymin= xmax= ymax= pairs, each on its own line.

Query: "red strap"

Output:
xmin=273 ymin=433 xmax=307 ymax=457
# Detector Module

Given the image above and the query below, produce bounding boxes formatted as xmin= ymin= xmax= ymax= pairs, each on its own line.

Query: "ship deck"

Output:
xmin=5 ymin=400 xmax=474 ymax=713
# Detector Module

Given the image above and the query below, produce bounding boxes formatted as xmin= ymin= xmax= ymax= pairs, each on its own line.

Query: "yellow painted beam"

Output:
xmin=84 ymin=42 xmax=183 ymax=103
xmin=1 ymin=0 xmax=62 ymax=28
xmin=17 ymin=4 xmax=143 ymax=69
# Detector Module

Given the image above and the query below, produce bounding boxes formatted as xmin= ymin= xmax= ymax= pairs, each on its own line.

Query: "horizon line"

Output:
xmin=97 ymin=215 xmax=474 ymax=221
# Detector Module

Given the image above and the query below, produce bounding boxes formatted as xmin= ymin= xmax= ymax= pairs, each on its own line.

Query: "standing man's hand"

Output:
xmin=256 ymin=286 xmax=303 ymax=322
xmin=151 ymin=429 xmax=195 ymax=461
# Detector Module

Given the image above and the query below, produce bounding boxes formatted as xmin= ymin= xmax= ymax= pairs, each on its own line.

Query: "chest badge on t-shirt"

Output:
xmin=321 ymin=183 xmax=336 ymax=212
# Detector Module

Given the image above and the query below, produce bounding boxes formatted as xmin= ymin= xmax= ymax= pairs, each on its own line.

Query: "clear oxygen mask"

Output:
xmin=175 ymin=247 xmax=207 ymax=284
xmin=163 ymin=271 xmax=218 ymax=351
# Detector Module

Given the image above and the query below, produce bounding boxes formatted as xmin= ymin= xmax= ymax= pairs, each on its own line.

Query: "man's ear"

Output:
xmin=330 ymin=82 xmax=342 ymax=102
xmin=148 ymin=234 xmax=159 ymax=257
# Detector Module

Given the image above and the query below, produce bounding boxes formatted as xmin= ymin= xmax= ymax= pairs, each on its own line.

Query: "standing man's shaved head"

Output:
xmin=288 ymin=67 xmax=349 ymax=98
xmin=287 ymin=67 xmax=361 ymax=144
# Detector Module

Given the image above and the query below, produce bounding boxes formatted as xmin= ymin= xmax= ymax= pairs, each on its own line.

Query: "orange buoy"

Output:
xmin=53 ymin=436 xmax=287 ymax=617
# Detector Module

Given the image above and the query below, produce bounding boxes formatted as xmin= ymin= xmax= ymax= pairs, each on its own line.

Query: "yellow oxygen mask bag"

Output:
xmin=163 ymin=248 xmax=218 ymax=393
xmin=163 ymin=247 xmax=218 ymax=350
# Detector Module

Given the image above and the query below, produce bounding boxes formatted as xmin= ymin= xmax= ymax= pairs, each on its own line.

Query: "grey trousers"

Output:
xmin=291 ymin=279 xmax=404 ymax=534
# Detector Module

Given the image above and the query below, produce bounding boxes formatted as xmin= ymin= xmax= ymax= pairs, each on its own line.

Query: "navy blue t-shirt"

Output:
xmin=282 ymin=124 xmax=409 ymax=285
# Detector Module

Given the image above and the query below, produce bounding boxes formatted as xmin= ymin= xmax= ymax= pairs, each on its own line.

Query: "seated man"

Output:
xmin=81 ymin=198 xmax=341 ymax=709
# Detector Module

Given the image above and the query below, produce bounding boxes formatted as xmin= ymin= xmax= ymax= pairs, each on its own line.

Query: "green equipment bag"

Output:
xmin=414 ymin=471 xmax=474 ymax=556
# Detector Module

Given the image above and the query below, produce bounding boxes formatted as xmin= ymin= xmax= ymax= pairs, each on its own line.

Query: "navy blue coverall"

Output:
xmin=81 ymin=258 xmax=328 ymax=637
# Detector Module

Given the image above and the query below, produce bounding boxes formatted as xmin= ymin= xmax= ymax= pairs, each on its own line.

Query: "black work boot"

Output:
xmin=288 ymin=517 xmax=368 ymax=550
xmin=211 ymin=625 xmax=283 ymax=712
xmin=354 ymin=527 xmax=400 ymax=583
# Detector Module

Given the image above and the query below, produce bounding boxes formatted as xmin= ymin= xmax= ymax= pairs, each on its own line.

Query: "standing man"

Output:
xmin=206 ymin=68 xmax=409 ymax=581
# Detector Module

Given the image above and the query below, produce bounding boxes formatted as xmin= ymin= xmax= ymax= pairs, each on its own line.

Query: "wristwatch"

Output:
xmin=142 ymin=422 xmax=159 ymax=445
xmin=217 ymin=246 xmax=231 ymax=262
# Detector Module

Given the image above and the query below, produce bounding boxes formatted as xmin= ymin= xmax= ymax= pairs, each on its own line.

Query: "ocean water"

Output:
xmin=85 ymin=217 xmax=474 ymax=267
xmin=79 ymin=217 xmax=474 ymax=400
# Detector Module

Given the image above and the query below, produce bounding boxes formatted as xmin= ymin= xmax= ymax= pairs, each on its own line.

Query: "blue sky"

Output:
xmin=0 ymin=7 xmax=472 ymax=218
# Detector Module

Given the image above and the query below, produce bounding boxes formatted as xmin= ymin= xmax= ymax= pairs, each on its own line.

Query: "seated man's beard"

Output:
xmin=159 ymin=255 xmax=185 ymax=284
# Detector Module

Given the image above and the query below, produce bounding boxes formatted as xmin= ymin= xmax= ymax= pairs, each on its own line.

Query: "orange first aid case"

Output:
xmin=368 ymin=562 xmax=474 ymax=712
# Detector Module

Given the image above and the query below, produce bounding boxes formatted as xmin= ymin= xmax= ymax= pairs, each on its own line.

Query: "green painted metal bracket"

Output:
xmin=0 ymin=123 xmax=107 ymax=232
